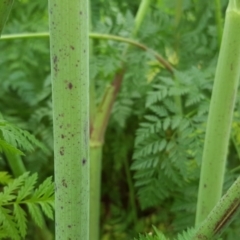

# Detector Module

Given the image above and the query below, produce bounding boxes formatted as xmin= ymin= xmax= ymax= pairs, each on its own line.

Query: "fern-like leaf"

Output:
xmin=0 ymin=171 xmax=13 ymax=185
xmin=0 ymin=207 xmax=20 ymax=240
xmin=0 ymin=118 xmax=49 ymax=155
xmin=16 ymin=173 xmax=37 ymax=202
xmin=14 ymin=204 xmax=27 ymax=238
xmin=0 ymin=172 xmax=54 ymax=239
xmin=174 ymin=228 xmax=196 ymax=240
xmin=0 ymin=172 xmax=28 ymax=204
xmin=26 ymin=203 xmax=45 ymax=228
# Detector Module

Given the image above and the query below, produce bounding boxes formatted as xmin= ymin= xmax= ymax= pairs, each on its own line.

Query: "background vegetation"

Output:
xmin=1 ymin=0 xmax=240 ymax=239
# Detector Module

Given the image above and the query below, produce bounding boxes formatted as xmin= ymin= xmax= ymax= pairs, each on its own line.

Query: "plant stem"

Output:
xmin=48 ymin=0 xmax=89 ymax=239
xmin=195 ymin=0 xmax=240 ymax=226
xmin=88 ymin=2 xmax=101 ymax=239
xmin=89 ymin=1 xmax=152 ymax=239
xmin=214 ymin=0 xmax=223 ymax=47
xmin=193 ymin=177 xmax=240 ymax=239
xmin=5 ymin=152 xmax=26 ymax=177
xmin=0 ymin=32 xmax=174 ymax=73
xmin=89 ymin=145 xmax=102 ymax=240
xmin=89 ymin=71 xmax=124 ymax=240
xmin=0 ymin=0 xmax=14 ymax=36
xmin=132 ymin=0 xmax=152 ymax=37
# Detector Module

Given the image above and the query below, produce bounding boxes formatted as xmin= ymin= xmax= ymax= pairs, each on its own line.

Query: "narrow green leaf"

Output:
xmin=0 ymin=172 xmax=29 ymax=204
xmin=26 ymin=203 xmax=44 ymax=228
xmin=39 ymin=202 xmax=54 ymax=220
xmin=17 ymin=173 xmax=38 ymax=202
xmin=0 ymin=206 xmax=20 ymax=240
xmin=14 ymin=204 xmax=27 ymax=238
xmin=32 ymin=176 xmax=54 ymax=200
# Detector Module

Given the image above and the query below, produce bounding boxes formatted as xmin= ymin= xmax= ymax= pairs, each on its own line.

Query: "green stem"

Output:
xmin=88 ymin=2 xmax=100 ymax=239
xmin=195 ymin=0 xmax=240 ymax=226
xmin=0 ymin=0 xmax=14 ymax=36
xmin=132 ymin=0 xmax=152 ymax=37
xmin=89 ymin=145 xmax=102 ymax=240
xmin=1 ymin=32 xmax=49 ymax=39
xmin=48 ymin=0 xmax=89 ymax=238
xmin=5 ymin=152 xmax=26 ymax=177
xmin=90 ymin=1 xmax=152 ymax=239
xmin=89 ymin=70 xmax=124 ymax=240
xmin=0 ymin=32 xmax=173 ymax=73
xmin=214 ymin=0 xmax=223 ymax=48
xmin=193 ymin=177 xmax=240 ymax=239
xmin=91 ymin=71 xmax=124 ymax=143
xmin=229 ymin=165 xmax=240 ymax=173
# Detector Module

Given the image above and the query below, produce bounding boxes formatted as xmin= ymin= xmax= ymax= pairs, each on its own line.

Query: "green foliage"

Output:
xmin=0 ymin=116 xmax=49 ymax=156
xmin=132 ymin=68 xmax=212 ymax=211
xmin=93 ymin=0 xmax=239 ymax=239
xmin=134 ymin=226 xmax=196 ymax=240
xmin=0 ymin=172 xmax=54 ymax=240
xmin=134 ymin=226 xmax=169 ymax=240
xmin=0 ymin=172 xmax=13 ymax=184
xmin=0 ymin=0 xmax=52 ymax=174
xmin=1 ymin=0 xmax=240 ymax=239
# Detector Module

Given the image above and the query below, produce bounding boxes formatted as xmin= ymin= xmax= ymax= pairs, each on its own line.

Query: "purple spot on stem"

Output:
xmin=68 ymin=82 xmax=73 ymax=89
xmin=62 ymin=179 xmax=67 ymax=188
xmin=60 ymin=146 xmax=64 ymax=156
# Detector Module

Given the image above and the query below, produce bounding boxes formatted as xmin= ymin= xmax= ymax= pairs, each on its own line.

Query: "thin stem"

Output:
xmin=132 ymin=0 xmax=152 ymax=37
xmin=5 ymin=153 xmax=26 ymax=177
xmin=90 ymin=33 xmax=173 ymax=72
xmin=88 ymin=2 xmax=101 ymax=239
xmin=1 ymin=32 xmax=49 ymax=39
xmin=229 ymin=165 xmax=240 ymax=173
xmin=0 ymin=32 xmax=174 ymax=73
xmin=90 ymin=1 xmax=152 ymax=239
xmin=91 ymin=71 xmax=125 ymax=142
xmin=89 ymin=146 xmax=102 ymax=240
xmin=195 ymin=0 xmax=240 ymax=225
